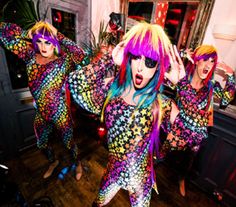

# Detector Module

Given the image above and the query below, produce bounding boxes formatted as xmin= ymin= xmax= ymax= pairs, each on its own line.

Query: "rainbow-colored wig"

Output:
xmin=102 ymin=23 xmax=172 ymax=183
xmin=187 ymin=45 xmax=218 ymax=118
xmin=103 ymin=22 xmax=171 ymax=115
xmin=187 ymin=45 xmax=218 ymax=85
xmin=29 ymin=21 xmax=61 ymax=55
xmin=120 ymin=22 xmax=171 ymax=91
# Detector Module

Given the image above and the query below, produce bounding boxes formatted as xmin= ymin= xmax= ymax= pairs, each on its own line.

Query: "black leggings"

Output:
xmin=166 ymin=147 xmax=197 ymax=180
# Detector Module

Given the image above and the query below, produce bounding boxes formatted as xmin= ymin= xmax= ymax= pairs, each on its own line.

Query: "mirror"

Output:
xmin=120 ymin=0 xmax=215 ymax=49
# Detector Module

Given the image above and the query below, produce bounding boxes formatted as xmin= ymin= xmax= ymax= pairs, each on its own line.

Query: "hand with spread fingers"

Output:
xmin=165 ymin=44 xmax=185 ymax=85
xmin=184 ymin=48 xmax=194 ymax=64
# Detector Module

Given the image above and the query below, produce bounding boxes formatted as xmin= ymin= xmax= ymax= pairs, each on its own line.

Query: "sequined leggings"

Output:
xmin=34 ymin=108 xmax=79 ymax=164
xmin=95 ymin=167 xmax=153 ymax=207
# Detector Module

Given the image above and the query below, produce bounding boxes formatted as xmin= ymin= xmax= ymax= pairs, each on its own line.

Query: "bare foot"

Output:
xmin=75 ymin=162 xmax=83 ymax=181
xmin=179 ymin=179 xmax=186 ymax=197
xmin=43 ymin=160 xmax=59 ymax=179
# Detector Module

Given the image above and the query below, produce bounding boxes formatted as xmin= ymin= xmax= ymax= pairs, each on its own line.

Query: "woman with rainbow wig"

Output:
xmin=0 ymin=21 xmax=86 ymax=180
xmin=69 ymin=22 xmax=183 ymax=206
xmin=161 ymin=45 xmax=235 ymax=196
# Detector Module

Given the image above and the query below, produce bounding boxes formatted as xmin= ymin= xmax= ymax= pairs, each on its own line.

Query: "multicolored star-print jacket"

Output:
xmin=0 ymin=22 xmax=85 ymax=121
xmin=68 ymin=52 xmax=176 ymax=194
xmin=164 ymin=74 xmax=235 ymax=151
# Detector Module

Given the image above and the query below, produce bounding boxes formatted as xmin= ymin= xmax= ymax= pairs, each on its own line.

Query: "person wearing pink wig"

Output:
xmin=161 ymin=45 xmax=235 ymax=196
xmin=68 ymin=22 xmax=187 ymax=207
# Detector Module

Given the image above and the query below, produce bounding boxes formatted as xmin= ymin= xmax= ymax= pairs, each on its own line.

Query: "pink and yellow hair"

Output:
xmin=119 ymin=22 xmax=171 ymax=91
xmin=187 ymin=45 xmax=218 ymax=119
xmin=188 ymin=44 xmax=218 ymax=85
xmin=101 ymin=22 xmax=171 ymax=123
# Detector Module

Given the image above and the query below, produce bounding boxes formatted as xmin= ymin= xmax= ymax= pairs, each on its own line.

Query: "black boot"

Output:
xmin=92 ymin=201 xmax=99 ymax=207
xmin=42 ymin=147 xmax=56 ymax=163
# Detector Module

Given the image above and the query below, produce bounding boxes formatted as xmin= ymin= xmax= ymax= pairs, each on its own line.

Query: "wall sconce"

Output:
xmin=213 ymin=24 xmax=236 ymax=41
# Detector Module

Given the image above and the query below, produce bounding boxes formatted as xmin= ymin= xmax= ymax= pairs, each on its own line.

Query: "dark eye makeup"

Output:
xmin=129 ymin=53 xmax=158 ymax=68
xmin=36 ymin=39 xmax=52 ymax=45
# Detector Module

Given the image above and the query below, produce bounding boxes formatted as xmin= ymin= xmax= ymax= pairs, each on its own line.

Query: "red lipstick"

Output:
xmin=135 ymin=74 xmax=143 ymax=85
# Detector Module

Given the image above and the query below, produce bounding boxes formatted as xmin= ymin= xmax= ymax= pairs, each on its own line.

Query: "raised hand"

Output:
xmin=183 ymin=48 xmax=194 ymax=64
xmin=165 ymin=45 xmax=185 ymax=85
xmin=217 ymin=62 xmax=235 ymax=76
xmin=112 ymin=41 xmax=125 ymax=66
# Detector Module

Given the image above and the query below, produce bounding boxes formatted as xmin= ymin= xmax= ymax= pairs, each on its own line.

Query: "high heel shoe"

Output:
xmin=92 ymin=201 xmax=100 ymax=207
xmin=43 ymin=160 xmax=59 ymax=179
xmin=179 ymin=179 xmax=186 ymax=197
xmin=71 ymin=162 xmax=83 ymax=181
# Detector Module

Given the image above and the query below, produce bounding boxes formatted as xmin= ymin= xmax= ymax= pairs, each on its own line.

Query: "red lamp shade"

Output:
xmin=97 ymin=125 xmax=107 ymax=138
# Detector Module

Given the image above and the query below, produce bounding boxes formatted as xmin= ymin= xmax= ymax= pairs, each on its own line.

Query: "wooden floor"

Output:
xmin=3 ymin=112 xmax=222 ymax=207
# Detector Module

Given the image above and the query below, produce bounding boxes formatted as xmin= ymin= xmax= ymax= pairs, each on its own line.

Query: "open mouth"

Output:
xmin=135 ymin=74 xmax=143 ymax=85
xmin=203 ymin=69 xmax=209 ymax=74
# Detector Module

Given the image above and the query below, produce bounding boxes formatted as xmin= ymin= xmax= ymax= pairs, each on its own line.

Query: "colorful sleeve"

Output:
xmin=159 ymin=94 xmax=196 ymax=155
xmin=160 ymin=111 xmax=208 ymax=154
xmin=68 ymin=52 xmax=116 ymax=115
xmin=161 ymin=113 xmax=190 ymax=153
xmin=214 ymin=74 xmax=235 ymax=106
xmin=0 ymin=22 xmax=32 ymax=62
xmin=158 ymin=95 xmax=180 ymax=158
xmin=57 ymin=32 xmax=86 ymax=66
xmin=164 ymin=78 xmax=177 ymax=90
xmin=159 ymin=94 xmax=172 ymax=133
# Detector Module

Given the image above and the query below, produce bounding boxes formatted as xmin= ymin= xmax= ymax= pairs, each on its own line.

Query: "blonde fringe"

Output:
xmin=122 ymin=22 xmax=170 ymax=54
xmin=28 ymin=21 xmax=57 ymax=38
xmin=195 ymin=45 xmax=217 ymax=56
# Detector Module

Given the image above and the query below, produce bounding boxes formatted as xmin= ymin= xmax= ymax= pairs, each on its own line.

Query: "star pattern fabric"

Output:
xmin=162 ymin=75 xmax=235 ymax=152
xmin=68 ymin=53 xmax=173 ymax=206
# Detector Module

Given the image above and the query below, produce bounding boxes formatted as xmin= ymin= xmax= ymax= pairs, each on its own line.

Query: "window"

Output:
xmin=51 ymin=8 xmax=76 ymax=41
xmin=122 ymin=0 xmax=215 ymax=49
